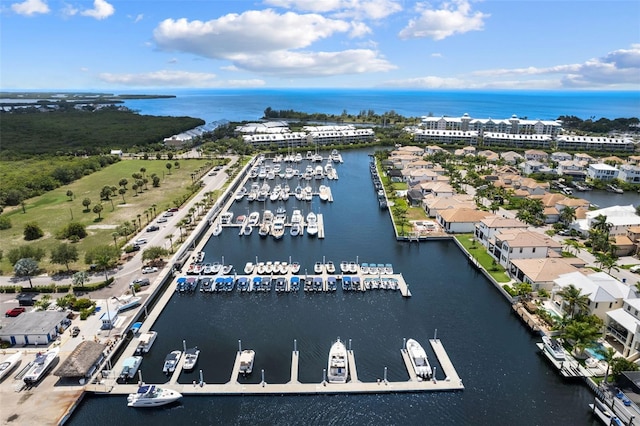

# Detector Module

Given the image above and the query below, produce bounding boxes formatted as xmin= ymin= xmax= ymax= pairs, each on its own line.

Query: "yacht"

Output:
xmin=220 ymin=212 xmax=234 ymax=224
xmin=212 ymin=221 xmax=223 ymax=236
xmin=270 ymin=184 xmax=281 ymax=201
xmin=0 ymin=352 xmax=22 ymax=382
xmin=314 ymin=165 xmax=324 ymax=179
xmin=113 ymin=295 xmax=141 ymax=313
xmin=248 ymin=211 xmax=260 ymax=226
xmin=163 ymin=350 xmax=182 ymax=374
xmin=135 ymin=331 xmax=157 ymax=355
xmin=306 ymin=212 xmax=318 ymax=236
xmin=606 ymin=184 xmax=624 ymax=194
xmin=239 ymin=349 xmax=255 ymax=375
xmin=259 ymin=210 xmax=273 ymax=238
xmin=319 ymin=185 xmax=330 ymax=201
xmin=183 ymin=347 xmax=200 ymax=371
xmin=348 ymin=262 xmax=358 ymax=273
xmin=127 ymin=385 xmax=182 ymax=408
xmin=271 ymin=217 xmax=285 ymax=240
xmin=290 ymin=222 xmax=301 ymax=237
xmin=327 ymin=338 xmax=348 ymax=384
xmin=542 ymin=335 xmax=566 ymax=360
xmin=295 ymin=185 xmax=304 ymax=201
xmin=406 ymin=339 xmax=432 ymax=380
xmin=23 ymin=347 xmax=59 ymax=385
xmin=234 ymin=187 xmax=247 ymax=201
xmin=119 ymin=356 xmax=143 ymax=382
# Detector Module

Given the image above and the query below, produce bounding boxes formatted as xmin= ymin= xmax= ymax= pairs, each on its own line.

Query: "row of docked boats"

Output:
xmin=185 ymin=261 xmax=233 ymax=275
xmin=247 ymin=161 xmax=339 ymax=183
xmin=244 ymin=260 xmax=300 ymax=275
xmin=370 ymin=160 xmax=387 ymax=209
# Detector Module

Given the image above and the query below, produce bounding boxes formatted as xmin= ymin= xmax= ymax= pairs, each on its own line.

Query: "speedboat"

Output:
xmin=406 ymin=339 xmax=432 ymax=380
xmin=135 ymin=331 xmax=157 ymax=355
xmin=113 ymin=295 xmax=141 ymax=313
xmin=119 ymin=356 xmax=143 ymax=382
xmin=0 ymin=352 xmax=22 ymax=381
xmin=290 ymin=262 xmax=300 ymax=274
xmin=384 ymin=263 xmax=394 ymax=274
xmin=212 ymin=222 xmax=222 ymax=236
xmin=238 ymin=349 xmax=255 ymax=375
xmin=23 ymin=347 xmax=59 ymax=385
xmin=319 ymin=185 xmax=330 ymax=201
xmin=340 ymin=261 xmax=349 ymax=273
xmin=248 ymin=211 xmax=260 ymax=226
xmin=542 ymin=335 xmax=566 ymax=360
xmin=127 ymin=385 xmax=182 ymax=408
xmin=326 ymin=261 xmax=336 ymax=274
xmin=290 ymin=223 xmax=301 ymax=237
xmin=314 ymin=262 xmax=324 ymax=274
xmin=183 ymin=347 xmax=200 ymax=371
xmin=348 ymin=261 xmax=358 ymax=273
xmin=244 ymin=262 xmax=255 ymax=274
xmin=327 ymin=338 xmax=348 ymax=384
xmin=163 ymin=350 xmax=182 ymax=374
xmin=306 ymin=212 xmax=318 ymax=236
xmin=271 ymin=217 xmax=285 ymax=240
xmin=222 ymin=264 xmax=233 ymax=274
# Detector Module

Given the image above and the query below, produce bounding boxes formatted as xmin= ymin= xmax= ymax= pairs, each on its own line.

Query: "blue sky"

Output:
xmin=1 ymin=0 xmax=639 ymax=90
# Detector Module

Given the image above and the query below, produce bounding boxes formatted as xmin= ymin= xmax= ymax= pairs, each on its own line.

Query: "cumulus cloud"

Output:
xmin=11 ymin=0 xmax=49 ymax=16
xmin=472 ymin=45 xmax=640 ymax=88
xmin=98 ymin=70 xmax=218 ymax=87
xmin=231 ymin=49 xmax=396 ymax=77
xmin=265 ymin=0 xmax=403 ymax=20
xmin=399 ymin=0 xmax=488 ymax=40
xmin=80 ymin=0 xmax=114 ymax=20
xmin=154 ymin=10 xmax=351 ymax=58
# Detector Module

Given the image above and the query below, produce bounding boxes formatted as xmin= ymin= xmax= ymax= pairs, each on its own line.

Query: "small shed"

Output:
xmin=54 ymin=340 xmax=106 ymax=381
xmin=0 ymin=311 xmax=67 ymax=346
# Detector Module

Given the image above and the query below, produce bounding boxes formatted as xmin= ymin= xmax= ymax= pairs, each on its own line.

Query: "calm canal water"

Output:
xmin=68 ymin=149 xmax=600 ymax=425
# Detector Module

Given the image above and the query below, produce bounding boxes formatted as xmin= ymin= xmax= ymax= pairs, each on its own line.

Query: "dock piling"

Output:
xmin=322 ymin=368 xmax=327 ymax=386
xmin=434 ymin=329 xmax=438 ymax=340
xmin=238 ymin=339 xmax=242 ymax=352
xmin=403 ymin=337 xmax=406 ymax=350
xmin=199 ymin=369 xmax=204 ymax=387
xmin=383 ymin=366 xmax=388 ymax=384
xmin=432 ymin=367 xmax=437 ymax=383
xmin=261 ymin=369 xmax=265 ymax=387
xmin=348 ymin=339 xmax=352 ymax=351
xmin=294 ymin=339 xmax=297 ymax=352
xmin=183 ymin=339 xmax=186 ymax=353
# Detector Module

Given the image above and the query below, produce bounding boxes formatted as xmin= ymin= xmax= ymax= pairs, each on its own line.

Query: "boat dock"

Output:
xmin=536 ymin=343 xmax=602 ymax=378
xmin=87 ymin=338 xmax=463 ymax=395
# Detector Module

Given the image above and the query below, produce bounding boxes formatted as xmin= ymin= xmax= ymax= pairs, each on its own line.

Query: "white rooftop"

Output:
xmin=554 ymin=271 xmax=634 ymax=303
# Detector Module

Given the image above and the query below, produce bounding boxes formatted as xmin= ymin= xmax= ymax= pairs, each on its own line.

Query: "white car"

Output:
xmin=142 ymin=266 xmax=158 ymax=274
xmin=631 ymin=265 xmax=640 ymax=273
xmin=134 ymin=238 xmax=147 ymax=245
xmin=157 ymin=217 xmax=168 ymax=223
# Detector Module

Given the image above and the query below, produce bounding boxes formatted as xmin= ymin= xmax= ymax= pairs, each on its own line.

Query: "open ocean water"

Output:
xmin=68 ymin=149 xmax=605 ymax=426
xmin=121 ymin=89 xmax=640 ymax=123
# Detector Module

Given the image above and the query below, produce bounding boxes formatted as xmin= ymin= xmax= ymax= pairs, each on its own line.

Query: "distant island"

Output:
xmin=0 ymin=92 xmax=175 ymax=108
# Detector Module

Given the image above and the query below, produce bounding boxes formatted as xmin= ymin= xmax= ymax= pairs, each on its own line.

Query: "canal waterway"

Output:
xmin=68 ymin=149 xmax=601 ymax=425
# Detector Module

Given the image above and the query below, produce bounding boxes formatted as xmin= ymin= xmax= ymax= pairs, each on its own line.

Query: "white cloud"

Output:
xmin=226 ymin=79 xmax=266 ymax=88
xmin=349 ymin=21 xmax=372 ymax=38
xmin=383 ymin=75 xmax=467 ymax=88
xmin=399 ymin=0 xmax=488 ymax=40
xmin=11 ymin=0 xmax=49 ymax=16
xmin=265 ymin=0 xmax=403 ymax=20
xmin=80 ymin=0 xmax=114 ymax=20
xmin=62 ymin=3 xmax=78 ymax=17
xmin=98 ymin=70 xmax=218 ymax=87
xmin=133 ymin=13 xmax=143 ymax=23
xmin=431 ymin=53 xmax=442 ymax=58
xmin=231 ymin=49 xmax=395 ymax=77
xmin=80 ymin=67 xmax=89 ymax=72
xmin=472 ymin=45 xmax=640 ymax=88
xmin=154 ymin=10 xmax=351 ymax=58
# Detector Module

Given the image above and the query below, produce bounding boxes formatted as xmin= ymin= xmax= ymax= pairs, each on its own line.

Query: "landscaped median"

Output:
xmin=454 ymin=234 xmax=511 ymax=283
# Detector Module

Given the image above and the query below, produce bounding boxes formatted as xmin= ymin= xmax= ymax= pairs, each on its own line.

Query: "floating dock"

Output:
xmin=87 ymin=339 xmax=463 ymax=396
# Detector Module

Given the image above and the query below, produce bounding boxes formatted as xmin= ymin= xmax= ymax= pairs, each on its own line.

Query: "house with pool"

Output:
xmin=605 ymin=299 xmax=640 ymax=357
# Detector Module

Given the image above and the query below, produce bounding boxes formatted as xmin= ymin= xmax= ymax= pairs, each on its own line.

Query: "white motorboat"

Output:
xmin=348 ymin=262 xmax=358 ymax=273
xmin=290 ymin=262 xmax=300 ymax=274
xmin=306 ymin=212 xmax=318 ymax=236
xmin=244 ymin=262 xmax=255 ymax=274
xmin=314 ymin=165 xmax=324 ymax=179
xmin=220 ymin=212 xmax=234 ymax=224
xmin=183 ymin=347 xmax=200 ymax=371
xmin=327 ymin=338 xmax=348 ymax=383
xmin=211 ymin=262 xmax=222 ymax=274
xmin=127 ymin=385 xmax=182 ymax=408
xmin=290 ymin=223 xmax=301 ymax=237
xmin=256 ymin=262 xmax=266 ymax=274
xmin=406 ymin=339 xmax=432 ymax=380
xmin=314 ymin=262 xmax=324 ymax=274
xmin=326 ymin=261 xmax=336 ymax=274
xmin=319 ymin=185 xmax=330 ymax=201
xmin=234 ymin=187 xmax=247 ymax=201
xmin=271 ymin=217 xmax=285 ymax=240
xmin=23 ymin=347 xmax=59 ymax=385
xmin=113 ymin=295 xmax=141 ymax=313
xmin=384 ymin=263 xmax=394 ymax=274
xmin=248 ymin=211 xmax=260 ymax=226
xmin=135 ymin=331 xmax=157 ymax=355
xmin=238 ymin=349 xmax=255 ymax=375
xmin=163 ymin=350 xmax=182 ymax=374
xmin=0 ymin=352 xmax=22 ymax=381
xmin=196 ymin=252 xmax=205 ymax=263
xmin=542 ymin=335 xmax=566 ymax=360
xmin=119 ymin=356 xmax=143 ymax=381
xmin=222 ymin=264 xmax=233 ymax=275
xmin=340 ymin=261 xmax=349 ymax=273
xmin=270 ymin=184 xmax=281 ymax=201
xmin=212 ymin=221 xmax=223 ymax=236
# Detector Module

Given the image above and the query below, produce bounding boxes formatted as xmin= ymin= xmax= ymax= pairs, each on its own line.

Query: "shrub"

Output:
xmin=0 ymin=216 xmax=12 ymax=229
xmin=503 ymin=284 xmax=517 ymax=296
xmin=24 ymin=222 xmax=44 ymax=240
xmin=80 ymin=305 xmax=96 ymax=320
xmin=71 ymin=298 xmax=95 ymax=310
xmin=59 ymin=222 xmax=87 ymax=239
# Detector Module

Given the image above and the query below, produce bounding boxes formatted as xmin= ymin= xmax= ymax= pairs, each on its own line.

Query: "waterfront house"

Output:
xmin=423 ymin=194 xmax=475 ymax=218
xmin=556 ymin=160 xmax=587 ymax=180
xmin=475 ymin=216 xmax=529 ymax=249
xmin=573 ymin=153 xmax=596 ymax=163
xmin=0 ymin=311 xmax=67 ymax=346
xmin=521 ymin=160 xmax=552 ymax=175
xmin=405 ymin=168 xmax=440 ymax=186
xmin=492 ymin=230 xmax=562 ymax=267
xmin=395 ymin=145 xmax=424 ymax=156
xmin=550 ymin=152 xmax=573 ymax=162
xmin=500 ymin=151 xmax=524 ymax=165
xmin=627 ymin=226 xmax=640 ymax=248
xmin=417 ymin=181 xmax=455 ymax=197
xmin=607 ymin=299 xmax=640 ymax=357
xmin=477 ymin=150 xmax=499 ymax=162
xmin=509 ymin=257 xmax=586 ymax=291
xmin=573 ymin=205 xmax=640 ymax=237
xmin=612 ymin=235 xmax=636 ymax=257
xmin=552 ymin=271 xmax=634 ymax=322
xmin=618 ymin=165 xmax=640 ymax=184
xmin=436 ymin=207 xmax=491 ymax=233
xmin=587 ymin=163 xmax=619 ymax=181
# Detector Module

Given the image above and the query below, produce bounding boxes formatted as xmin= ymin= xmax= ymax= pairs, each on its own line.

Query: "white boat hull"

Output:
xmin=327 ymin=339 xmax=348 ymax=383
xmin=406 ymin=339 xmax=432 ymax=380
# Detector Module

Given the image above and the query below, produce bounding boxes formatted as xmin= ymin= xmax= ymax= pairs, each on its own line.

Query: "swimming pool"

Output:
xmin=585 ymin=343 xmax=607 ymax=360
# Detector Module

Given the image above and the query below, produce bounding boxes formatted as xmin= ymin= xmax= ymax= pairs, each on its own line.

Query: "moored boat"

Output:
xmin=212 ymin=221 xmax=223 ymax=236
xmin=183 ymin=347 xmax=200 ymax=371
xmin=0 ymin=352 xmax=22 ymax=382
xmin=119 ymin=356 xmax=143 ymax=382
xmin=542 ymin=335 xmax=566 ymax=360
xmin=306 ymin=212 xmax=318 ymax=236
xmin=406 ymin=338 xmax=432 ymax=380
xmin=114 ymin=295 xmax=142 ymax=313
xmin=23 ymin=347 xmax=59 ymax=385
xmin=244 ymin=262 xmax=255 ymax=274
xmin=163 ymin=350 xmax=182 ymax=374
xmin=135 ymin=331 xmax=157 ymax=355
xmin=127 ymin=385 xmax=182 ymax=407
xmin=239 ymin=349 xmax=255 ymax=375
xmin=327 ymin=338 xmax=348 ymax=383
xmin=290 ymin=261 xmax=300 ymax=274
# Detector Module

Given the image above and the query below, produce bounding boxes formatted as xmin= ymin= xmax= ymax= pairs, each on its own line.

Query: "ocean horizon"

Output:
xmin=113 ymin=88 xmax=639 ymax=123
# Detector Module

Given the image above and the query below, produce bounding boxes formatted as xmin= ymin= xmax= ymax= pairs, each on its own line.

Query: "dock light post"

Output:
xmin=432 ymin=367 xmax=437 ymax=383
xmin=349 ymin=339 xmax=352 ymax=351
xmin=199 ymin=369 xmax=204 ymax=387
xmin=322 ymin=368 xmax=327 ymax=385
xmin=183 ymin=340 xmax=186 ymax=353
xmin=238 ymin=340 xmax=242 ymax=352
xmin=261 ymin=369 xmax=265 ymax=387
xmin=294 ymin=339 xmax=297 ymax=353
xmin=434 ymin=329 xmax=438 ymax=340
xmin=383 ymin=367 xmax=388 ymax=384
xmin=403 ymin=338 xmax=406 ymax=350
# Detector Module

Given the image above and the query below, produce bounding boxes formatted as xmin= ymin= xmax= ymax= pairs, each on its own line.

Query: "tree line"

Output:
xmin=557 ymin=115 xmax=639 ymax=134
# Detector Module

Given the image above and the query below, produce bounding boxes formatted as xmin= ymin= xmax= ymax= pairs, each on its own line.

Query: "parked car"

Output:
xmin=146 ymin=225 xmax=160 ymax=232
xmin=70 ymin=326 xmax=81 ymax=337
xmin=558 ymin=229 xmax=571 ymax=236
xmin=142 ymin=266 xmax=158 ymax=274
xmin=631 ymin=265 xmax=640 ymax=273
xmin=5 ymin=307 xmax=26 ymax=317
xmin=156 ymin=217 xmax=168 ymax=223
xmin=134 ymin=238 xmax=147 ymax=245
xmin=132 ymin=277 xmax=150 ymax=286
xmin=167 ymin=208 xmax=179 ymax=212
xmin=208 ymin=171 xmax=217 ymax=176
xmin=163 ymin=212 xmax=174 ymax=217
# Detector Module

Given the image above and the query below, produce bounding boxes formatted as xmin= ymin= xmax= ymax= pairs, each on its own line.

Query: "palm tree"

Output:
xmin=557 ymin=284 xmax=590 ymax=319
xmin=562 ymin=321 xmax=601 ymax=358
xmin=595 ymin=252 xmax=618 ymax=273
xmin=559 ymin=206 xmax=576 ymax=226
xmin=563 ymin=238 xmax=581 ymax=256
xmin=596 ymin=346 xmax=617 ymax=385
xmin=591 ymin=214 xmax=612 ymax=233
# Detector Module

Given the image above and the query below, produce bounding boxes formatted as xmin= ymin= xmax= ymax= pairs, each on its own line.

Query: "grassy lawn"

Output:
xmin=0 ymin=158 xmax=211 ymax=275
xmin=455 ymin=234 xmax=511 ymax=283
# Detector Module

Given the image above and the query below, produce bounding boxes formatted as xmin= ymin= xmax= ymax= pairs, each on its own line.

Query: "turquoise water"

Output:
xmin=586 ymin=343 xmax=607 ymax=360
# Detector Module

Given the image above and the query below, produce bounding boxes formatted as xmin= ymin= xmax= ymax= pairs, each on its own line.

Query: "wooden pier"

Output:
xmin=87 ymin=339 xmax=463 ymax=396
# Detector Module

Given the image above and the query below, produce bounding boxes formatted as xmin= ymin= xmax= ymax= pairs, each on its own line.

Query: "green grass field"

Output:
xmin=455 ymin=234 xmax=511 ymax=283
xmin=0 ymin=158 xmax=211 ymax=275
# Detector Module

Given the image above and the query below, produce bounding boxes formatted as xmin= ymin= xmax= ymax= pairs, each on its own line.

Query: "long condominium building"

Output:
xmin=420 ymin=113 xmax=562 ymax=136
